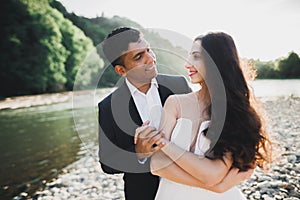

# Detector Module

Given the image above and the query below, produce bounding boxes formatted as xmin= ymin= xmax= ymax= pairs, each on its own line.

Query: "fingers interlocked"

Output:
xmin=134 ymin=122 xmax=166 ymax=159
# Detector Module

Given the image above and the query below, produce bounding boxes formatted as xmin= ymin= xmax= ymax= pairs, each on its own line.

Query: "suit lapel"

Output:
xmin=157 ymin=75 xmax=174 ymax=106
xmin=129 ymin=97 xmax=143 ymax=126
xmin=157 ymin=85 xmax=171 ymax=106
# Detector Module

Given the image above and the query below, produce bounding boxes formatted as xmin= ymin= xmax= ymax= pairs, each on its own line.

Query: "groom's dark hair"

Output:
xmin=102 ymin=27 xmax=141 ymax=67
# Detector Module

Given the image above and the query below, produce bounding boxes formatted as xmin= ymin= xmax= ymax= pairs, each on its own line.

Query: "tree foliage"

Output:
xmin=0 ymin=0 xmax=102 ymax=97
xmin=1 ymin=0 xmax=66 ymax=96
xmin=278 ymin=52 xmax=300 ymax=78
xmin=254 ymin=52 xmax=300 ymax=79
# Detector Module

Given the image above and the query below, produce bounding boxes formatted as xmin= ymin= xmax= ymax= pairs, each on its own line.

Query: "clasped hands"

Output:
xmin=134 ymin=120 xmax=167 ymax=159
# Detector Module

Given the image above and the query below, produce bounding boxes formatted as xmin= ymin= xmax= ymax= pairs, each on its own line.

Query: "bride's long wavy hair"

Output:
xmin=197 ymin=32 xmax=271 ymax=171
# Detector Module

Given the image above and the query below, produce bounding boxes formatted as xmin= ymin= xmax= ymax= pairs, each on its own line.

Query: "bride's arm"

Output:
xmin=160 ymin=139 xmax=232 ymax=186
xmin=151 ymin=150 xmax=253 ymax=193
xmin=153 ymin=96 xmax=232 ymax=186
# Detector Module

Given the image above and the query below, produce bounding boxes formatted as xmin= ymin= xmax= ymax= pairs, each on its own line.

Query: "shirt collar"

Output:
xmin=125 ymin=78 xmax=159 ymax=95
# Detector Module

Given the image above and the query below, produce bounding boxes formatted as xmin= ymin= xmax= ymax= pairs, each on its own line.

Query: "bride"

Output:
xmin=148 ymin=32 xmax=271 ymax=199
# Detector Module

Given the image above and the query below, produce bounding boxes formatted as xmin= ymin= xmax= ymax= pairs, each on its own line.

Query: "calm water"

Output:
xmin=0 ymin=80 xmax=299 ymax=199
xmin=251 ymin=79 xmax=300 ymax=97
xmin=0 ymin=102 xmax=98 ymax=199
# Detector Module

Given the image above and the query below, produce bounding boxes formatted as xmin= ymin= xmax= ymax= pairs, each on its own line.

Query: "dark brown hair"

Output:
xmin=101 ymin=27 xmax=141 ymax=67
xmin=196 ymin=32 xmax=271 ymax=171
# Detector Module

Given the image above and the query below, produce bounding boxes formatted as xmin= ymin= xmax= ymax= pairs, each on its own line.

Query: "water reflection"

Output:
xmin=0 ymin=105 xmax=84 ymax=199
xmin=0 ymin=88 xmax=113 ymax=199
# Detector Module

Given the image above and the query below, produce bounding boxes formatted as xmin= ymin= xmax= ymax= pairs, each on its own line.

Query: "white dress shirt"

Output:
xmin=126 ymin=78 xmax=162 ymax=129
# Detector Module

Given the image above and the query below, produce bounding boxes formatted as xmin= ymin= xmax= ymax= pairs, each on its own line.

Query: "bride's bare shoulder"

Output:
xmin=165 ymin=92 xmax=196 ymax=106
xmin=169 ymin=92 xmax=196 ymax=101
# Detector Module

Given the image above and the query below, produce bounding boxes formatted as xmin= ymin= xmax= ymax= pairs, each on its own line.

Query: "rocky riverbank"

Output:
xmin=16 ymin=96 xmax=300 ymax=200
xmin=0 ymin=92 xmax=71 ymax=110
xmin=0 ymin=88 xmax=114 ymax=110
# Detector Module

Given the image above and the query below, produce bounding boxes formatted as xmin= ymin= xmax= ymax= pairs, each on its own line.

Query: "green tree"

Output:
xmin=0 ymin=0 xmax=68 ymax=96
xmin=254 ymin=60 xmax=279 ymax=79
xmin=50 ymin=0 xmax=108 ymax=46
xmin=0 ymin=0 xmax=103 ymax=97
xmin=278 ymin=52 xmax=300 ymax=78
xmin=48 ymin=8 xmax=101 ymax=90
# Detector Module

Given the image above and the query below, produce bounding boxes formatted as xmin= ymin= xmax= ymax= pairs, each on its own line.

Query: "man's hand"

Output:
xmin=134 ymin=121 xmax=166 ymax=159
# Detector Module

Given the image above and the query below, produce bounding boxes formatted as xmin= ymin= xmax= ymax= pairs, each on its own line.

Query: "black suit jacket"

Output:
xmin=98 ymin=74 xmax=192 ymax=200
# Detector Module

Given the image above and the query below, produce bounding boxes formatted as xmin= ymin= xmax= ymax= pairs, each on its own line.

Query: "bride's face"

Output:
xmin=184 ymin=40 xmax=206 ymax=84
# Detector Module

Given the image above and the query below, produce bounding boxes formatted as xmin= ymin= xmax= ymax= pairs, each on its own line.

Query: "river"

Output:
xmin=0 ymin=79 xmax=299 ymax=199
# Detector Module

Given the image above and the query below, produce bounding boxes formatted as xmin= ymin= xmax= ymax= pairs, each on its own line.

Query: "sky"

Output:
xmin=59 ymin=0 xmax=300 ymax=61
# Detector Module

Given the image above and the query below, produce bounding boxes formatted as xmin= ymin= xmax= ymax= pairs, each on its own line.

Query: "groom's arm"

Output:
xmin=98 ymin=100 xmax=149 ymax=174
xmin=98 ymin=101 xmax=123 ymax=174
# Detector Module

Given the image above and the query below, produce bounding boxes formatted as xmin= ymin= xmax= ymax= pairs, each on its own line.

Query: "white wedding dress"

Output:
xmin=154 ymin=117 xmax=246 ymax=200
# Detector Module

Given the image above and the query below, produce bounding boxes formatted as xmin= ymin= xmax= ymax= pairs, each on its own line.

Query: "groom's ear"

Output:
xmin=115 ymin=65 xmax=126 ymax=76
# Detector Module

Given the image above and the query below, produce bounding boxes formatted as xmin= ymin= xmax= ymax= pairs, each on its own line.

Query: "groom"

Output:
xmin=98 ymin=27 xmax=192 ymax=200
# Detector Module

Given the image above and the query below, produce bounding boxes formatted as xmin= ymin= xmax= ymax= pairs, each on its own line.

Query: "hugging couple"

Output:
xmin=98 ymin=27 xmax=271 ymax=200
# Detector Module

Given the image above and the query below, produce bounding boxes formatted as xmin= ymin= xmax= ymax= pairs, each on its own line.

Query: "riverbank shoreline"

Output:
xmin=0 ymin=88 xmax=115 ymax=110
xmin=14 ymin=96 xmax=297 ymax=200
xmin=1 ymin=78 xmax=300 ymax=111
xmin=0 ymin=92 xmax=72 ymax=110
